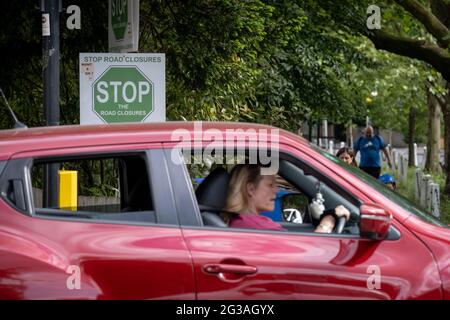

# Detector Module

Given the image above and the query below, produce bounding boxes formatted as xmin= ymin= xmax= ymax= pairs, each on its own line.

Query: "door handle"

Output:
xmin=202 ymin=263 xmax=257 ymax=275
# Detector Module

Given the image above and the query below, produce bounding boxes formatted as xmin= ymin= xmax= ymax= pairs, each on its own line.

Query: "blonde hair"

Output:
xmin=221 ymin=164 xmax=264 ymax=224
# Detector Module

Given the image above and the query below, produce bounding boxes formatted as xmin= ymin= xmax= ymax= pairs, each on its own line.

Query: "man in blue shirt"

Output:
xmin=353 ymin=126 xmax=392 ymax=179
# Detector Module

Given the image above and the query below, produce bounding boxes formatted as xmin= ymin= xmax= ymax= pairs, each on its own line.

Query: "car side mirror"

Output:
xmin=359 ymin=203 xmax=392 ymax=240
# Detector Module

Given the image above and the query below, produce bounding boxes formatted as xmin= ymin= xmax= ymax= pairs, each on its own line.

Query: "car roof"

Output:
xmin=0 ymin=122 xmax=308 ymax=160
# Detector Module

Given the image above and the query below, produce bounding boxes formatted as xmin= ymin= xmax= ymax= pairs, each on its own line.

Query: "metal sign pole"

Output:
xmin=42 ymin=0 xmax=60 ymax=208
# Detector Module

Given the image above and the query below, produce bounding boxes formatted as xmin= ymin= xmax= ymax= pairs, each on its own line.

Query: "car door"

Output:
xmin=164 ymin=147 xmax=442 ymax=300
xmin=180 ymin=224 xmax=442 ymax=299
xmin=0 ymin=147 xmax=195 ymax=299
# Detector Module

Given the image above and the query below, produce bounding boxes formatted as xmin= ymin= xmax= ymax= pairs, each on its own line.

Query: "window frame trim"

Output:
xmin=163 ymin=148 xmax=203 ymax=226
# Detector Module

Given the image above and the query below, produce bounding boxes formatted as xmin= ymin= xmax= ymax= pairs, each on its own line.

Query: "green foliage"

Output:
xmin=0 ymin=0 xmax=437 ymax=143
xmin=0 ymin=0 xmax=379 ymax=133
xmin=2 ymin=0 xmax=449 ymax=207
xmin=352 ymin=42 xmax=429 ymax=143
xmin=0 ymin=0 xmax=108 ymax=128
xmin=139 ymin=1 xmax=272 ymax=121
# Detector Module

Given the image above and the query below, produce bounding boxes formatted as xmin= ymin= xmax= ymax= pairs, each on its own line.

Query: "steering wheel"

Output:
xmin=334 ymin=216 xmax=347 ymax=234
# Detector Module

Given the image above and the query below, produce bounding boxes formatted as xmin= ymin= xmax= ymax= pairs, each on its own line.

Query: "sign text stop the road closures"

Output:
xmin=79 ymin=53 xmax=165 ymax=124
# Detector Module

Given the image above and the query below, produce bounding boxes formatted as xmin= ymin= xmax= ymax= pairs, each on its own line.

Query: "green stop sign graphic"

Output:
xmin=93 ymin=66 xmax=153 ymax=123
xmin=111 ymin=0 xmax=128 ymax=40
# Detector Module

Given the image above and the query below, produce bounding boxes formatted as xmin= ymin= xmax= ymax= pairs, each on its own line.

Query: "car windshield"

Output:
xmin=312 ymin=145 xmax=448 ymax=228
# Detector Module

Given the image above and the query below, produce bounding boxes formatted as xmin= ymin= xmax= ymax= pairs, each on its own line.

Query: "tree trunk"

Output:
xmin=347 ymin=125 xmax=354 ymax=148
xmin=316 ymin=121 xmax=321 ymax=146
xmin=425 ymin=86 xmax=442 ymax=174
xmin=297 ymin=121 xmax=304 ymax=137
xmin=308 ymin=119 xmax=313 ymax=142
xmin=431 ymin=0 xmax=450 ymax=195
xmin=100 ymin=160 xmax=104 ymax=185
xmin=408 ymin=106 xmax=417 ymax=167
xmin=443 ymin=82 xmax=450 ymax=195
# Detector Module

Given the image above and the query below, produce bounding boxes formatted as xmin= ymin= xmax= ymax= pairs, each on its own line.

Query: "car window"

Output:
xmin=189 ymin=161 xmax=307 ymax=223
xmin=312 ymin=144 xmax=448 ymax=228
xmin=182 ymin=149 xmax=360 ymax=235
xmin=30 ymin=153 xmax=156 ymax=224
xmin=280 ymin=193 xmax=310 ymax=223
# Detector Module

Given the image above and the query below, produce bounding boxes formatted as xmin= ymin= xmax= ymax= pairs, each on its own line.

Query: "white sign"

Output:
xmin=79 ymin=53 xmax=165 ymax=124
xmin=108 ymin=0 xmax=139 ymax=52
xmin=42 ymin=13 xmax=50 ymax=36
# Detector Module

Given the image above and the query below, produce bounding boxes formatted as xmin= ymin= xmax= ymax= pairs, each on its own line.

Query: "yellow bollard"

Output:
xmin=59 ymin=170 xmax=78 ymax=211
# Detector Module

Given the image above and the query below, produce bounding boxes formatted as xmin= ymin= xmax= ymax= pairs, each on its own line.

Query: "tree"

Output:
xmin=314 ymin=0 xmax=450 ymax=193
xmin=426 ymin=78 xmax=442 ymax=173
xmin=137 ymin=0 xmax=373 ymax=131
xmin=368 ymin=0 xmax=450 ymax=81
xmin=0 ymin=1 xmax=443 ymax=178
xmin=0 ymin=0 xmax=108 ymax=129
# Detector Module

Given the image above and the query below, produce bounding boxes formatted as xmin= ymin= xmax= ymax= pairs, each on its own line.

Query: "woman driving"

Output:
xmin=222 ymin=164 xmax=350 ymax=233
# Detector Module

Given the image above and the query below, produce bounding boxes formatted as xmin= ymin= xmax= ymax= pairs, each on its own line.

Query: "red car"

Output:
xmin=0 ymin=122 xmax=448 ymax=299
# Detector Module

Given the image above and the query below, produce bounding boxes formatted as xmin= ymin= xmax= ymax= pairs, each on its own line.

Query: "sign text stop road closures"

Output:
xmin=80 ymin=53 xmax=165 ymax=124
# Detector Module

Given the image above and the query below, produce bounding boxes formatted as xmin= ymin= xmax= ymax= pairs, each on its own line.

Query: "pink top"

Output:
xmin=229 ymin=213 xmax=286 ymax=231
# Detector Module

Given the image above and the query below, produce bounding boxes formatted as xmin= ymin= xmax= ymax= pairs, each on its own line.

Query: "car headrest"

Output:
xmin=195 ymin=167 xmax=229 ymax=210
